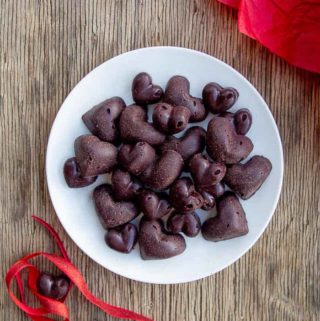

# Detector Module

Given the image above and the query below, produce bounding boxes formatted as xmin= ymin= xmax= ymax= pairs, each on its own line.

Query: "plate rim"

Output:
xmin=46 ymin=46 xmax=284 ymax=284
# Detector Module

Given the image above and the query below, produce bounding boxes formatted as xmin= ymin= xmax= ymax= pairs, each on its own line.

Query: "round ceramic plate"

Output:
xmin=46 ymin=47 xmax=283 ymax=284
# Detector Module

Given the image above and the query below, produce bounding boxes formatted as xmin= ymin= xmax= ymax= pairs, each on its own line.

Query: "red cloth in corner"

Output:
xmin=218 ymin=0 xmax=320 ymax=73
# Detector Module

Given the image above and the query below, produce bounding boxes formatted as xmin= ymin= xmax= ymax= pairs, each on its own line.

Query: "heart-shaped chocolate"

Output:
xmin=224 ymin=155 xmax=272 ymax=200
xmin=163 ymin=76 xmax=207 ymax=122
xmin=37 ymin=272 xmax=69 ymax=300
xmin=118 ymin=142 xmax=156 ymax=176
xmin=93 ymin=184 xmax=138 ymax=229
xmin=63 ymin=157 xmax=97 ymax=188
xmin=111 ymin=169 xmax=143 ymax=201
xmin=119 ymin=105 xmax=166 ymax=146
xmin=202 ymin=192 xmax=249 ymax=241
xmin=167 ymin=212 xmax=201 ymax=237
xmin=139 ymin=219 xmax=186 ymax=260
xmin=82 ymin=97 xmax=126 ymax=144
xmin=137 ymin=190 xmax=173 ymax=219
xmin=202 ymin=82 xmax=239 ymax=114
xmin=132 ymin=72 xmax=163 ymax=105
xmin=189 ymin=153 xmax=226 ymax=189
xmin=139 ymin=150 xmax=184 ymax=190
xmin=169 ymin=177 xmax=204 ymax=213
xmin=105 ymin=223 xmax=138 ymax=253
xmin=160 ymin=126 xmax=206 ymax=161
xmin=206 ymin=117 xmax=253 ymax=164
xmin=221 ymin=108 xmax=252 ymax=135
xmin=74 ymin=135 xmax=118 ymax=177
xmin=152 ymin=103 xmax=191 ymax=134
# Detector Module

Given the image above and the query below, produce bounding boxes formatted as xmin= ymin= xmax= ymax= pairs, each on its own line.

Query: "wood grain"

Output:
xmin=1 ymin=1 xmax=319 ymax=320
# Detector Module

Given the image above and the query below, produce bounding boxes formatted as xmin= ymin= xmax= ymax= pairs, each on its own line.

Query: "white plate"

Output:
xmin=46 ymin=47 xmax=283 ymax=284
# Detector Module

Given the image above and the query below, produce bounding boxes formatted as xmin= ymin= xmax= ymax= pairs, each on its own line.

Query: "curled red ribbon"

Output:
xmin=5 ymin=216 xmax=154 ymax=321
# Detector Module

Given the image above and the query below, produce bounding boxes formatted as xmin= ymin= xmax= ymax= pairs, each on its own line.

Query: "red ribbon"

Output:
xmin=5 ymin=216 xmax=154 ymax=321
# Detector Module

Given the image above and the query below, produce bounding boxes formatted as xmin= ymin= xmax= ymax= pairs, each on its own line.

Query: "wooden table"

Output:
xmin=1 ymin=1 xmax=319 ymax=320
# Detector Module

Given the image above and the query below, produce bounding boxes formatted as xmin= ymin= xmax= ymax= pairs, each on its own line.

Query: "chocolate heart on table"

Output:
xmin=137 ymin=190 xmax=173 ymax=219
xmin=111 ymin=169 xmax=143 ymax=201
xmin=82 ymin=96 xmax=126 ymax=144
xmin=189 ymin=153 xmax=226 ymax=189
xmin=74 ymin=135 xmax=118 ymax=177
xmin=221 ymin=108 xmax=252 ymax=135
xmin=105 ymin=223 xmax=138 ymax=253
xmin=224 ymin=155 xmax=272 ymax=200
xmin=139 ymin=219 xmax=186 ymax=260
xmin=167 ymin=212 xmax=201 ymax=237
xmin=152 ymin=103 xmax=191 ymax=134
xmin=63 ymin=157 xmax=97 ymax=188
xmin=132 ymin=72 xmax=163 ymax=105
xmin=169 ymin=177 xmax=204 ymax=213
xmin=202 ymin=82 xmax=239 ymax=114
xmin=139 ymin=150 xmax=184 ymax=190
xmin=206 ymin=117 xmax=253 ymax=164
xmin=118 ymin=142 xmax=156 ymax=176
xmin=202 ymin=192 xmax=249 ymax=241
xmin=119 ymin=105 xmax=165 ymax=146
xmin=93 ymin=184 xmax=138 ymax=229
xmin=163 ymin=76 xmax=207 ymax=122
xmin=160 ymin=126 xmax=206 ymax=161
xmin=37 ymin=272 xmax=70 ymax=300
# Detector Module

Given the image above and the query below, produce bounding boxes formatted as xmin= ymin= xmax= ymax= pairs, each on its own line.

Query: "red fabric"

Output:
xmin=218 ymin=0 xmax=320 ymax=73
xmin=5 ymin=216 xmax=154 ymax=321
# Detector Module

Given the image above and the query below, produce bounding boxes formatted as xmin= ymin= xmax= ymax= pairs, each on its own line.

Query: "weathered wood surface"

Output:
xmin=1 ymin=1 xmax=319 ymax=320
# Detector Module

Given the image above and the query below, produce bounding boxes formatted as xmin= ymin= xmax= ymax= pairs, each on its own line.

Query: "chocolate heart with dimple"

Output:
xmin=167 ymin=212 xmax=201 ymax=237
xmin=160 ymin=126 xmax=206 ymax=161
xmin=202 ymin=192 xmax=249 ymax=241
xmin=189 ymin=153 xmax=226 ymax=189
xmin=111 ymin=169 xmax=143 ymax=201
xmin=139 ymin=219 xmax=186 ymax=260
xmin=93 ymin=184 xmax=138 ymax=229
xmin=137 ymin=190 xmax=173 ymax=219
xmin=224 ymin=155 xmax=272 ymax=200
xmin=82 ymin=96 xmax=126 ymax=144
xmin=118 ymin=142 xmax=156 ymax=176
xmin=74 ymin=135 xmax=117 ymax=177
xmin=221 ymin=108 xmax=253 ymax=135
xmin=202 ymin=82 xmax=239 ymax=114
xmin=152 ymin=103 xmax=191 ymax=134
xmin=105 ymin=223 xmax=138 ymax=253
xmin=207 ymin=117 xmax=253 ymax=164
xmin=132 ymin=72 xmax=163 ymax=105
xmin=163 ymin=76 xmax=207 ymax=122
xmin=37 ymin=272 xmax=70 ymax=300
xmin=169 ymin=177 xmax=204 ymax=213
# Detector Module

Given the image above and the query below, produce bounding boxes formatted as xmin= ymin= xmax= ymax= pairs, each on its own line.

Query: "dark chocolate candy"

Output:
xmin=224 ymin=155 xmax=272 ymax=200
xmin=93 ymin=184 xmax=138 ymax=229
xmin=105 ymin=223 xmax=138 ymax=253
xmin=202 ymin=192 xmax=248 ymax=241
xmin=163 ymin=76 xmax=207 ymax=122
xmin=139 ymin=218 xmax=186 ymax=260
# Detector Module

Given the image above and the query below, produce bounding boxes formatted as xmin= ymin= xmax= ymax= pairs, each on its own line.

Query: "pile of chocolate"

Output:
xmin=63 ymin=73 xmax=272 ymax=260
